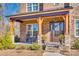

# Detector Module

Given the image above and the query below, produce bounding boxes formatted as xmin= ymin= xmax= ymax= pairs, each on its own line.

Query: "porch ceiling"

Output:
xmin=43 ymin=17 xmax=64 ymax=23
xmin=8 ymin=8 xmax=72 ymax=21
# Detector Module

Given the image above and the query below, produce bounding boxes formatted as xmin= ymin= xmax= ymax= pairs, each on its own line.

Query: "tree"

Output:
xmin=0 ymin=16 xmax=1 ymax=21
xmin=0 ymin=4 xmax=4 ymax=37
xmin=0 ymin=4 xmax=2 ymax=21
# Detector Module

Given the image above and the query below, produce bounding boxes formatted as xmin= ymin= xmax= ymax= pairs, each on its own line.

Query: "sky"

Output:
xmin=1 ymin=3 xmax=20 ymax=25
xmin=3 ymin=3 xmax=19 ymax=16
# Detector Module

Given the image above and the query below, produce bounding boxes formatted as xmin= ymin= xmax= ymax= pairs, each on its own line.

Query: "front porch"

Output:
xmin=9 ymin=8 xmax=70 ymax=47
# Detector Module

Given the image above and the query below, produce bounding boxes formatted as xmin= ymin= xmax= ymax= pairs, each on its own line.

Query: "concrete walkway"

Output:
xmin=43 ymin=52 xmax=65 ymax=56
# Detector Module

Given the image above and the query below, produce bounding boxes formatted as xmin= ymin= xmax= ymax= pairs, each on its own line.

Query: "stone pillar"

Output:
xmin=10 ymin=18 xmax=14 ymax=43
xmin=20 ymin=22 xmax=26 ymax=43
xmin=64 ymin=35 xmax=71 ymax=52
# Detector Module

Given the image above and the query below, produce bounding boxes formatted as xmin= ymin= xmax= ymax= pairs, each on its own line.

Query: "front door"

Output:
xmin=50 ymin=22 xmax=64 ymax=42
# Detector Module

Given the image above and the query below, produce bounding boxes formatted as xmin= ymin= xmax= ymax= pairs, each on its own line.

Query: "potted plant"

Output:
xmin=58 ymin=34 xmax=64 ymax=45
xmin=41 ymin=34 xmax=47 ymax=50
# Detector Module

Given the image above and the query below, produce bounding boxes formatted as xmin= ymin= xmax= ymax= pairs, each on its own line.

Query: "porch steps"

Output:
xmin=45 ymin=42 xmax=60 ymax=53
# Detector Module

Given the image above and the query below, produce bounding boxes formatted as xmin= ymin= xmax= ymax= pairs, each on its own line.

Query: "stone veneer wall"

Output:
xmin=42 ymin=22 xmax=51 ymax=42
xmin=69 ymin=5 xmax=79 ymax=47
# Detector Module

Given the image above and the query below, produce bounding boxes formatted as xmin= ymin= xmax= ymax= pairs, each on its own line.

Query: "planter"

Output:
xmin=42 ymin=45 xmax=46 ymax=50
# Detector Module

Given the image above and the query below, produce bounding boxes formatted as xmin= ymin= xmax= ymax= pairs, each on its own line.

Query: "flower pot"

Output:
xmin=42 ymin=45 xmax=46 ymax=50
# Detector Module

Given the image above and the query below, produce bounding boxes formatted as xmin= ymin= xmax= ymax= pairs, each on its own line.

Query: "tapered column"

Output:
xmin=10 ymin=19 xmax=14 ymax=35
xmin=38 ymin=17 xmax=43 ymax=45
xmin=10 ymin=18 xmax=14 ymax=43
xmin=65 ymin=14 xmax=69 ymax=35
xmin=64 ymin=14 xmax=71 ymax=52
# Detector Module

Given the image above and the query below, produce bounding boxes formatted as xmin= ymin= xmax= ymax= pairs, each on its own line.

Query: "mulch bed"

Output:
xmin=60 ymin=49 xmax=79 ymax=56
xmin=0 ymin=49 xmax=44 ymax=56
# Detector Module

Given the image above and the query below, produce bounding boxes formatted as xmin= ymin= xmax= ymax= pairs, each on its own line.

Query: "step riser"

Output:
xmin=45 ymin=42 xmax=60 ymax=52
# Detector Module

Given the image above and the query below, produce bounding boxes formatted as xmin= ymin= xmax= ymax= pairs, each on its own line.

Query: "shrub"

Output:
xmin=26 ymin=44 xmax=31 ymax=50
xmin=41 ymin=34 xmax=47 ymax=41
xmin=1 ymin=32 xmax=13 ymax=49
xmin=8 ymin=44 xmax=15 ymax=49
xmin=15 ymin=44 xmax=26 ymax=50
xmin=58 ymin=34 xmax=64 ymax=40
xmin=73 ymin=39 xmax=79 ymax=49
xmin=0 ymin=43 xmax=3 ymax=50
xmin=31 ymin=43 xmax=40 ymax=50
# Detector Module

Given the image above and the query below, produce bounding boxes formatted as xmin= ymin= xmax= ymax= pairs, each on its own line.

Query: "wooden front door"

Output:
xmin=50 ymin=22 xmax=64 ymax=42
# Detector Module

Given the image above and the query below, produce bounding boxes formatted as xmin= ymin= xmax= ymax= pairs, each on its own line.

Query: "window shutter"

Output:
xmin=39 ymin=3 xmax=43 ymax=11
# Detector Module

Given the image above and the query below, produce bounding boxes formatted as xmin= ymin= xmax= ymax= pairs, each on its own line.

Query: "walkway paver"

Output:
xmin=43 ymin=52 xmax=65 ymax=56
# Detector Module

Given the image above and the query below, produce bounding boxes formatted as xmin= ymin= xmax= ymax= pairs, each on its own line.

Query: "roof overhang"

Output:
xmin=7 ymin=7 xmax=73 ymax=21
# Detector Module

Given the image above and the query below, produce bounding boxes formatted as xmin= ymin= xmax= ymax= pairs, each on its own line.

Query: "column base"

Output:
xmin=11 ymin=35 xmax=14 ymax=44
xmin=63 ymin=35 xmax=71 ymax=52
xmin=37 ymin=35 xmax=42 ymax=45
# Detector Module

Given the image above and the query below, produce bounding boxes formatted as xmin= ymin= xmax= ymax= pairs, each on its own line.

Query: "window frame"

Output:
xmin=53 ymin=3 xmax=60 ymax=6
xmin=14 ymin=21 xmax=20 ymax=37
xmin=26 ymin=24 xmax=38 ymax=37
xmin=74 ymin=19 xmax=79 ymax=37
xmin=26 ymin=3 xmax=39 ymax=12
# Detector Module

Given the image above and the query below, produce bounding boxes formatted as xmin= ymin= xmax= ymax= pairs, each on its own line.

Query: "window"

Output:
xmin=64 ymin=3 xmax=70 ymax=8
xmin=14 ymin=22 xmax=20 ymax=37
xmin=26 ymin=24 xmax=38 ymax=37
xmin=53 ymin=3 xmax=60 ymax=6
xmin=27 ymin=3 xmax=39 ymax=12
xmin=75 ymin=20 xmax=79 ymax=37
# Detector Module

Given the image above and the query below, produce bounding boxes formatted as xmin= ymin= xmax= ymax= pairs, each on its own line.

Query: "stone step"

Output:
xmin=46 ymin=42 xmax=60 ymax=45
xmin=45 ymin=46 xmax=60 ymax=52
xmin=46 ymin=49 xmax=60 ymax=52
xmin=45 ymin=42 xmax=60 ymax=53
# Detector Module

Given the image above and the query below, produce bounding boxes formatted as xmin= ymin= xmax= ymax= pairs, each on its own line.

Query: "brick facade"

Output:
xmin=20 ymin=22 xmax=26 ymax=42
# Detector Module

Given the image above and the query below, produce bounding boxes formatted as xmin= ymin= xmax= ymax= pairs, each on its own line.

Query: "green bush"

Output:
xmin=8 ymin=44 xmax=15 ymax=49
xmin=73 ymin=39 xmax=79 ymax=49
xmin=26 ymin=44 xmax=31 ymax=50
xmin=1 ymin=32 xmax=13 ymax=49
xmin=15 ymin=43 xmax=40 ymax=50
xmin=58 ymin=34 xmax=64 ymax=40
xmin=0 ymin=43 xmax=3 ymax=50
xmin=41 ymin=34 xmax=47 ymax=41
xmin=15 ymin=44 xmax=26 ymax=50
xmin=31 ymin=43 xmax=40 ymax=50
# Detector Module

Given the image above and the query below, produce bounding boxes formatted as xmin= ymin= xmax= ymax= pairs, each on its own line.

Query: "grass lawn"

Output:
xmin=0 ymin=49 xmax=44 ymax=56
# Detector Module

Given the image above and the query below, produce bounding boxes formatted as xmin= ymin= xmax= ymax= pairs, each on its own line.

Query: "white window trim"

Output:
xmin=26 ymin=3 xmax=39 ymax=12
xmin=74 ymin=19 xmax=79 ymax=37
xmin=26 ymin=23 xmax=38 ymax=37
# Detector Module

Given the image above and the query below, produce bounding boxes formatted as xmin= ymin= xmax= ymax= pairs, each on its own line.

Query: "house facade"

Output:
xmin=9 ymin=3 xmax=79 ymax=49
